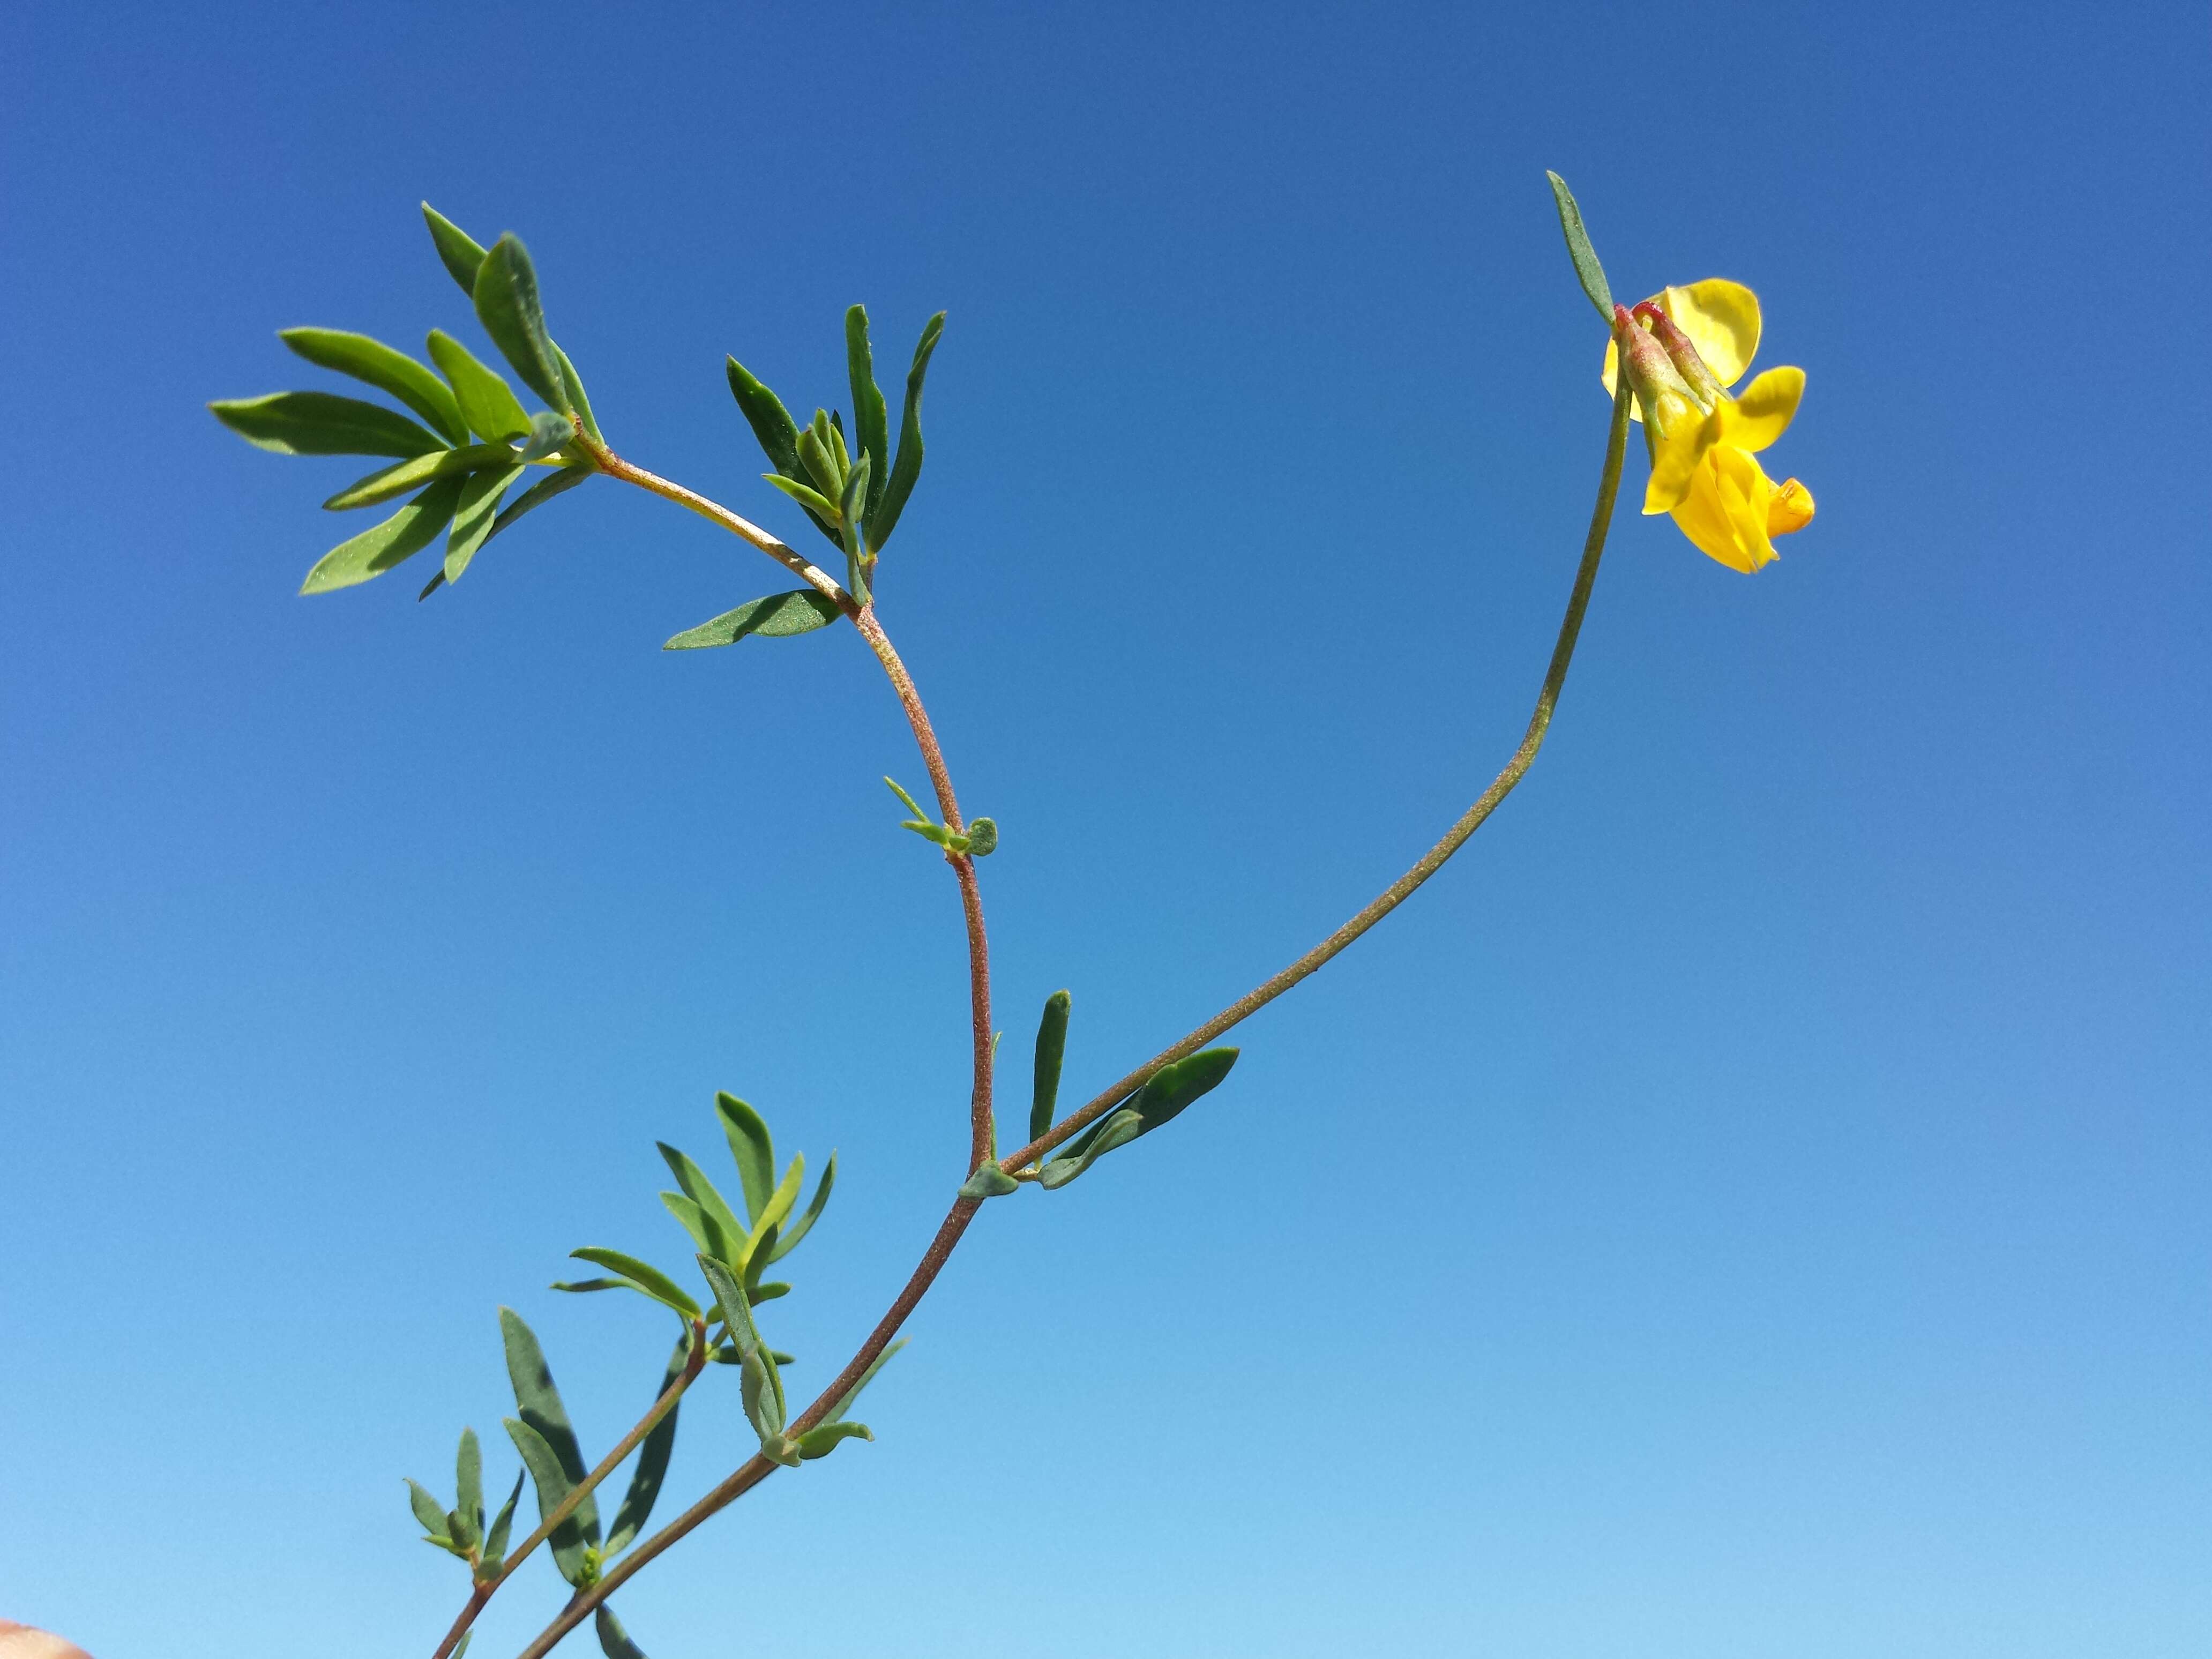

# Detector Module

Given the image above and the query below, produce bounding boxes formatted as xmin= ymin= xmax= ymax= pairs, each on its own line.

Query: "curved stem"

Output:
xmin=431 ymin=1325 xmax=706 ymax=1659
xmin=1000 ymin=374 xmax=1633 ymax=1172
xmin=849 ymin=605 xmax=996 ymax=1172
xmin=511 ymin=387 xmax=1628 ymax=1659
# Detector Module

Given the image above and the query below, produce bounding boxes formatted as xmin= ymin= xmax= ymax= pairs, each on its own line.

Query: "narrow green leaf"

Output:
xmin=795 ymin=1420 xmax=874 ymax=1460
xmin=406 ymin=1477 xmax=449 ymax=1537
xmin=455 ymin=1428 xmax=484 ymax=1543
xmin=604 ymin=1332 xmax=692 ymax=1556
xmin=1036 ymin=1107 xmax=1143 ymax=1189
xmin=760 ymin=472 xmax=841 ymax=522
xmin=445 ymin=464 xmax=527 ymax=584
xmin=844 ymin=305 xmax=891 ymax=523
xmin=839 ymin=453 xmax=872 ymax=555
xmin=656 ymin=1144 xmax=745 ymax=1260
xmin=661 ymin=588 xmax=841 ymax=652
xmin=554 ymin=343 xmax=603 ymax=444
xmin=476 ymin=1470 xmax=524 ymax=1581
xmin=427 ymin=331 xmax=532 ymax=443
xmin=1129 ymin=1047 xmax=1239 ymax=1136
xmin=754 ymin=1154 xmax=805 ymax=1243
xmin=723 ymin=356 xmax=803 ymax=480
xmin=765 ymin=1150 xmax=836 ymax=1263
xmin=550 ymin=1277 xmax=633 ymax=1295
xmin=716 ymin=1094 xmax=777 ymax=1223
xmin=487 ymin=463 xmax=591 ymax=542
xmin=497 ymin=1309 xmax=599 ymax=1544
xmin=423 ymin=203 xmax=488 ymax=297
xmin=866 ymin=311 xmax=944 ymax=551
xmin=473 ymin=234 xmax=565 ymax=408
xmin=1030 ymin=991 xmax=1072 ymax=1144
xmin=825 ymin=1336 xmax=906 ymax=1425
xmin=656 ymin=1191 xmax=726 ymax=1262
xmin=749 ymin=1281 xmax=791 ymax=1302
xmin=280 ymin=328 xmax=468 ymax=445
xmin=300 ymin=475 xmax=467 ymax=595
xmin=454 ymin=1634 xmax=472 ymax=1659
xmin=1545 ymin=171 xmax=1614 ymax=323
xmin=567 ymin=1248 xmax=703 ymax=1319
xmin=503 ymin=1416 xmax=597 ymax=1587
xmin=883 ymin=776 xmax=929 ymax=821
xmin=795 ymin=425 xmax=841 ymax=500
xmin=595 ymin=1605 xmax=650 ymax=1659
xmin=697 ymin=1255 xmax=784 ymax=1445
xmin=320 ymin=443 xmax=516 ymax=511
xmin=210 ymin=391 xmax=446 ymax=459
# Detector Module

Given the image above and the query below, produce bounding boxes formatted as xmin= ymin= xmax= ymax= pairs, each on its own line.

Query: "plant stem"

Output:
xmin=432 ymin=1323 xmax=706 ymax=1659
xmin=849 ymin=604 xmax=997 ymax=1173
xmin=510 ymin=385 xmax=1628 ymax=1658
xmin=999 ymin=373 xmax=1634 ymax=1172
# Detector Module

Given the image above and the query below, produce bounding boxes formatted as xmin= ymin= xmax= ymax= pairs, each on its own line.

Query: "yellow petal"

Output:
xmin=1718 ymin=366 xmax=1804 ymax=453
xmin=1658 ymin=280 xmax=1761 ymax=387
xmin=1767 ymin=476 xmax=1815 ymax=536
xmin=1668 ymin=444 xmax=1778 ymax=572
xmin=1642 ymin=399 xmax=1716 ymax=514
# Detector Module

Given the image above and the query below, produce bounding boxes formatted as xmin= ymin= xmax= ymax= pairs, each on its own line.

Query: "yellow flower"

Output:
xmin=1602 ymin=280 xmax=1815 ymax=573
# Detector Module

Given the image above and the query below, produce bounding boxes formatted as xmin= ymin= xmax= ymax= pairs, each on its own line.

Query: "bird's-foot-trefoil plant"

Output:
xmin=210 ymin=171 xmax=1814 ymax=1658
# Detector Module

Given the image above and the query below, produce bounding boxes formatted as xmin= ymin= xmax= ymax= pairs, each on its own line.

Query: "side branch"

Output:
xmin=1002 ymin=376 xmax=1635 ymax=1172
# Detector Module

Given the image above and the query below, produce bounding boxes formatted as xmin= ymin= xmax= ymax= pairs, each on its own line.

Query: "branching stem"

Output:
xmin=502 ymin=383 xmax=1630 ymax=1659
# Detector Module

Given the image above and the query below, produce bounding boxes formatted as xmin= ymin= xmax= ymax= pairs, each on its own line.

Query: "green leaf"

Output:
xmin=824 ymin=1336 xmax=906 ymax=1425
xmin=567 ymin=1248 xmax=703 ymax=1320
xmin=867 ymin=311 xmax=944 ymax=552
xmin=883 ymin=775 xmax=929 ymax=821
xmin=503 ymin=1416 xmax=597 ymax=1587
xmin=473 ymin=234 xmax=565 ymax=408
xmin=488 ymin=462 xmax=592 ymax=541
xmin=735 ymin=1153 xmax=804 ymax=1274
xmin=498 ymin=1309 xmax=599 ymax=1544
xmin=454 ymin=1428 xmax=484 ymax=1548
xmin=656 ymin=1144 xmax=745 ymax=1260
xmin=661 ymin=588 xmax=841 ymax=652
xmin=1030 ymin=990 xmax=1071 ymax=1144
xmin=1036 ymin=1106 xmax=1142 ymax=1189
xmin=406 ymin=1477 xmax=450 ymax=1540
xmin=656 ymin=1191 xmax=728 ymax=1263
xmin=512 ymin=410 xmax=575 ymax=464
xmin=795 ymin=424 xmax=841 ymax=500
xmin=444 ymin=464 xmax=527 ymax=584
xmin=1545 ymin=171 xmax=1614 ymax=323
xmin=554 ymin=343 xmax=603 ymax=444
xmin=839 ymin=453 xmax=872 ymax=555
xmin=962 ymin=817 xmax=998 ymax=856
xmin=321 ymin=443 xmax=518 ymax=511
xmin=795 ymin=1419 xmax=874 ymax=1460
xmin=423 ymin=203 xmax=488 ymax=297
xmin=549 ymin=1277 xmax=633 ymax=1295
xmin=300 ymin=475 xmax=467 ymax=595
xmin=1128 ymin=1046 xmax=1239 ymax=1136
xmin=210 ymin=391 xmax=446 ymax=459
xmin=844 ymin=306 xmax=891 ymax=524
xmin=604 ymin=1332 xmax=692 ymax=1556
xmin=760 ymin=471 xmax=842 ymax=523
xmin=749 ymin=1281 xmax=791 ymax=1302
xmin=427 ymin=331 xmax=532 ymax=443
xmin=958 ymin=1160 xmax=1019 ymax=1199
xmin=280 ymin=328 xmax=468 ymax=445
xmin=765 ymin=1150 xmax=835 ymax=1263
xmin=476 ymin=1469 xmax=524 ymax=1582
xmin=453 ymin=1634 xmax=472 ymax=1659
xmin=476 ymin=1470 xmax=524 ymax=1582
xmin=697 ymin=1255 xmax=784 ymax=1446
xmin=595 ymin=1605 xmax=650 ymax=1659
xmin=723 ymin=356 xmax=803 ymax=481
xmin=716 ymin=1094 xmax=778 ymax=1223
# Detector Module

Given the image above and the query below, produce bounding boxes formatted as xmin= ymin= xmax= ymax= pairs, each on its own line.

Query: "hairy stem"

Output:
xmin=1000 ymin=374 xmax=1634 ymax=1172
xmin=511 ymin=387 xmax=1627 ymax=1658
xmin=432 ymin=1324 xmax=706 ymax=1659
xmin=850 ymin=604 xmax=996 ymax=1172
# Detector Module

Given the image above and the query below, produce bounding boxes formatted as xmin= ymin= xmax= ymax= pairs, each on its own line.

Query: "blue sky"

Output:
xmin=4 ymin=2 xmax=2207 ymax=1654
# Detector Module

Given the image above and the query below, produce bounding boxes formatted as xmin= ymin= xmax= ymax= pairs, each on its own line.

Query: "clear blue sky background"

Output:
xmin=4 ymin=3 xmax=2207 ymax=1655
